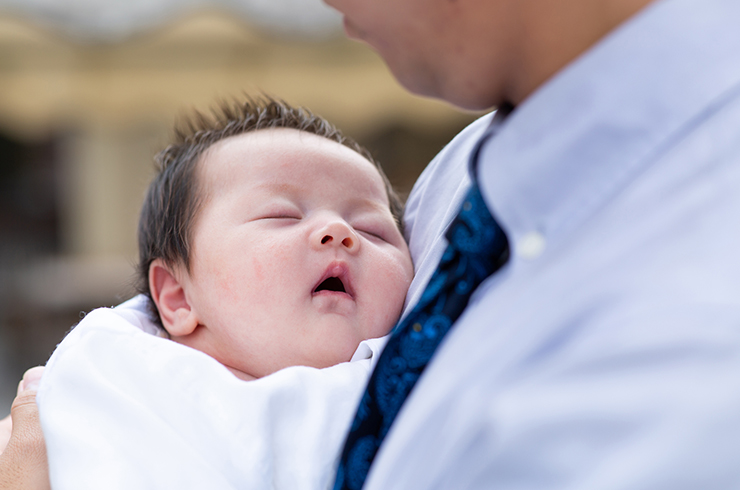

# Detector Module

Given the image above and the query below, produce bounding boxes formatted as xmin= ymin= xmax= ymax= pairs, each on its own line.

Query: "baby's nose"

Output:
xmin=313 ymin=221 xmax=359 ymax=252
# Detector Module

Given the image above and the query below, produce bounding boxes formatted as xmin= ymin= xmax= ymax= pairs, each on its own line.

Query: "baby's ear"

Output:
xmin=149 ymin=259 xmax=199 ymax=337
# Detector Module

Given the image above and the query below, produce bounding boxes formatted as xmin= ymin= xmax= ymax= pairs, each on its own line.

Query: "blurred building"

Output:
xmin=0 ymin=0 xmax=478 ymax=412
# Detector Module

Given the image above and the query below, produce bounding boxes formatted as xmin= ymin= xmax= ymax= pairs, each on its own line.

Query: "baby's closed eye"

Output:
xmin=250 ymin=205 xmax=303 ymax=221
xmin=258 ymin=214 xmax=301 ymax=220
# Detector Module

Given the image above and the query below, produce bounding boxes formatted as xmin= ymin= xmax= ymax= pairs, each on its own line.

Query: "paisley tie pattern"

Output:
xmin=333 ymin=145 xmax=510 ymax=490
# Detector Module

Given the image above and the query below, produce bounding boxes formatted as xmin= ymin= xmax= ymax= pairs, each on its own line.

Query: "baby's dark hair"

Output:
xmin=135 ymin=95 xmax=404 ymax=320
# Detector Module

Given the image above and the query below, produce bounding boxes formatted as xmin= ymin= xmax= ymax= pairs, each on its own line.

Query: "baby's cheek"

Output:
xmin=387 ymin=251 xmax=415 ymax=293
xmin=249 ymin=255 xmax=266 ymax=283
xmin=382 ymin=256 xmax=415 ymax=324
xmin=260 ymin=246 xmax=299 ymax=282
xmin=204 ymin=258 xmax=260 ymax=306
xmin=365 ymin=307 xmax=400 ymax=339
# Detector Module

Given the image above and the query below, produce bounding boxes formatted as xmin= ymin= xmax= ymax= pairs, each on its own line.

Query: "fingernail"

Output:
xmin=21 ymin=366 xmax=44 ymax=392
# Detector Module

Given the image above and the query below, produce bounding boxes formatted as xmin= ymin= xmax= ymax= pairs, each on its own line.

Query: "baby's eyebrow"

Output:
xmin=256 ymin=181 xmax=390 ymax=209
xmin=254 ymin=181 xmax=301 ymax=195
xmin=348 ymin=199 xmax=394 ymax=220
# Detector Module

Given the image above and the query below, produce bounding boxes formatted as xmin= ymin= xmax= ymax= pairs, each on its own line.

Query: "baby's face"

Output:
xmin=177 ymin=128 xmax=413 ymax=380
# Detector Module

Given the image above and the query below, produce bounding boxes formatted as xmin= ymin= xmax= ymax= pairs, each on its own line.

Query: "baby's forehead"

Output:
xmin=203 ymin=128 xmax=366 ymax=163
xmin=199 ymin=129 xmax=387 ymax=195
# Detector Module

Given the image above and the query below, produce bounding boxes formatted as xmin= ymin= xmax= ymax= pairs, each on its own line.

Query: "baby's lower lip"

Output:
xmin=312 ymin=289 xmax=353 ymax=299
xmin=312 ymin=290 xmax=356 ymax=315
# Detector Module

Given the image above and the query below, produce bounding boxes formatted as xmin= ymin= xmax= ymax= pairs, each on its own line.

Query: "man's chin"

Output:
xmin=342 ymin=17 xmax=362 ymax=40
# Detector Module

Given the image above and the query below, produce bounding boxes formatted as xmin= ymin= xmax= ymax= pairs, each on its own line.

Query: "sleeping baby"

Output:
xmin=37 ymin=96 xmax=414 ymax=490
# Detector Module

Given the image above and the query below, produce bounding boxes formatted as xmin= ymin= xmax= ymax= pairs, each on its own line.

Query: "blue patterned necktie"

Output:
xmin=333 ymin=122 xmax=510 ymax=490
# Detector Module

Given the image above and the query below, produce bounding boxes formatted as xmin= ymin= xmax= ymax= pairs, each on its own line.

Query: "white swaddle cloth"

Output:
xmin=37 ymin=295 xmax=385 ymax=490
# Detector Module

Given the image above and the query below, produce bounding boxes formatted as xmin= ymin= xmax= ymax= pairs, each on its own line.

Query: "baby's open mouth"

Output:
xmin=313 ymin=262 xmax=354 ymax=299
xmin=314 ymin=277 xmax=346 ymax=293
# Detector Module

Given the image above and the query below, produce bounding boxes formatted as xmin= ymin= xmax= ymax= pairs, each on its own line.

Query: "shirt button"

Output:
xmin=518 ymin=232 xmax=546 ymax=260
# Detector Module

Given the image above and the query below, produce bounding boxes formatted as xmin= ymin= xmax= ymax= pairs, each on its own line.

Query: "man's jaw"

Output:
xmin=342 ymin=16 xmax=359 ymax=39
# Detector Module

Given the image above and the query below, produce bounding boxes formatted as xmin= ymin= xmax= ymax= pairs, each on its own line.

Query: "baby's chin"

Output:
xmin=221 ymin=331 xmax=388 ymax=381
xmin=225 ymin=366 xmax=257 ymax=382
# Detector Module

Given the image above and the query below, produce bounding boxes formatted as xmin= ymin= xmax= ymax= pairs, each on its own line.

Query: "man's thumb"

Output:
xmin=0 ymin=366 xmax=49 ymax=490
xmin=9 ymin=366 xmax=45 ymax=455
xmin=19 ymin=366 xmax=44 ymax=395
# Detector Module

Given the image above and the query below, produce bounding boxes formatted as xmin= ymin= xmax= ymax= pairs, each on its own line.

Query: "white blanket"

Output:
xmin=37 ymin=295 xmax=383 ymax=490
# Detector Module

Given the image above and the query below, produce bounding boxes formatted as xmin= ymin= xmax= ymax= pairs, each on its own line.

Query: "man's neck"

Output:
xmin=500 ymin=0 xmax=656 ymax=106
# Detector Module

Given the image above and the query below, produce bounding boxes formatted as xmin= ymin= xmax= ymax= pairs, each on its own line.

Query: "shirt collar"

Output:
xmin=477 ymin=0 xmax=740 ymax=258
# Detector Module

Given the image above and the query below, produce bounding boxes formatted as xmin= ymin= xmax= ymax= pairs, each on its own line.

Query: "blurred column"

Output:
xmin=57 ymin=123 xmax=158 ymax=259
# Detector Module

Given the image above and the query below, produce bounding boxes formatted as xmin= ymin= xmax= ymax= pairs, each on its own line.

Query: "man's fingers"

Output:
xmin=0 ymin=365 xmax=43 ymax=456
xmin=0 ymin=366 xmax=50 ymax=490
xmin=0 ymin=414 xmax=11 ymax=454
xmin=9 ymin=367 xmax=46 ymax=457
xmin=20 ymin=366 xmax=44 ymax=394
xmin=9 ymin=389 xmax=45 ymax=455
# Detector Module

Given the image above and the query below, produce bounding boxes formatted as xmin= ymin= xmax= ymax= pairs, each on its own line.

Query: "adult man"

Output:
xmin=320 ymin=0 xmax=740 ymax=488
xmin=4 ymin=0 xmax=740 ymax=488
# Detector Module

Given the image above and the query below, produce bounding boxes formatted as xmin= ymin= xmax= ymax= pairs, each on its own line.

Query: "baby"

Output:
xmin=138 ymin=97 xmax=413 ymax=380
xmin=37 ymin=97 xmax=414 ymax=489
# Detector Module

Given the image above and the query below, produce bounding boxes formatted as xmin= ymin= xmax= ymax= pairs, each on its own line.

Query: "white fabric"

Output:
xmin=368 ymin=0 xmax=740 ymax=488
xmin=38 ymin=295 xmax=383 ymax=490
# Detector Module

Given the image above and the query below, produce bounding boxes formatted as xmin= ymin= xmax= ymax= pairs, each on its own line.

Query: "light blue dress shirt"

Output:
xmin=367 ymin=0 xmax=740 ymax=488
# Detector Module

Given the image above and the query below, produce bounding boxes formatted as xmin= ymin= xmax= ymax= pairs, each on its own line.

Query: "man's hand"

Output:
xmin=0 ymin=367 xmax=50 ymax=490
xmin=0 ymin=415 xmax=11 ymax=455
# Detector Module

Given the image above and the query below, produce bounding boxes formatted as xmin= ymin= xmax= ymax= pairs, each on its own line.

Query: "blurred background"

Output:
xmin=0 ymin=0 xmax=479 ymax=413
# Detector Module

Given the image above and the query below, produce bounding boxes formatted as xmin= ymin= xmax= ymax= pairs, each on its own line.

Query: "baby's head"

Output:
xmin=137 ymin=97 xmax=414 ymax=380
